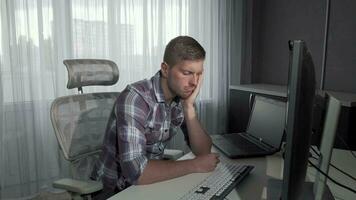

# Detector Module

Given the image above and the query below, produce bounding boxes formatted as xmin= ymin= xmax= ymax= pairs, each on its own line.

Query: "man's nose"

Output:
xmin=190 ymin=74 xmax=198 ymax=86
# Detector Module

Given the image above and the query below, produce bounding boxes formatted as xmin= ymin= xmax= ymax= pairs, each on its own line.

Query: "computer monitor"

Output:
xmin=267 ymin=40 xmax=317 ymax=200
xmin=283 ymin=40 xmax=316 ymax=199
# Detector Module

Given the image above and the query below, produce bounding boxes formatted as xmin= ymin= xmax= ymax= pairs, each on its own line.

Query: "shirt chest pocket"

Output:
xmin=145 ymin=122 xmax=170 ymax=144
xmin=145 ymin=104 xmax=180 ymax=144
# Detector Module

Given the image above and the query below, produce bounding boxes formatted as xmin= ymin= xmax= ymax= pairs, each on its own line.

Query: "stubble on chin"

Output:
xmin=179 ymin=91 xmax=192 ymax=100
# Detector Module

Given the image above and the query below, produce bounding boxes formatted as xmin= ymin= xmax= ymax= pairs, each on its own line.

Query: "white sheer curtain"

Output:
xmin=0 ymin=0 xmax=237 ymax=198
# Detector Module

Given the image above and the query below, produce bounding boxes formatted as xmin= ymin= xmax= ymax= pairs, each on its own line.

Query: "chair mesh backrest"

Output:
xmin=51 ymin=92 xmax=119 ymax=161
xmin=64 ymin=59 xmax=119 ymax=89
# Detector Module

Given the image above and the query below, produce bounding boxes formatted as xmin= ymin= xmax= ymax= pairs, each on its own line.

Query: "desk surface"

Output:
xmin=307 ymin=149 xmax=356 ymax=200
xmin=109 ymin=148 xmax=355 ymax=200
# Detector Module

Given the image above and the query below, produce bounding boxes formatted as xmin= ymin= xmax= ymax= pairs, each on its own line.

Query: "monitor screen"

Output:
xmin=247 ymin=96 xmax=286 ymax=149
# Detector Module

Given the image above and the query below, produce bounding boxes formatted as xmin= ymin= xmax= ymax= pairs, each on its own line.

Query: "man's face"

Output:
xmin=166 ymin=59 xmax=204 ymax=99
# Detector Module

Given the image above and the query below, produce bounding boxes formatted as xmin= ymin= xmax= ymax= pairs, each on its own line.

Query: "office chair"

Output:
xmin=50 ymin=59 xmax=120 ymax=199
xmin=50 ymin=59 xmax=183 ymax=199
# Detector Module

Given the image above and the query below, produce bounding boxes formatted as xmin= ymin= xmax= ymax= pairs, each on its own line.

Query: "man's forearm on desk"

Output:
xmin=137 ymin=153 xmax=219 ymax=185
xmin=137 ymin=159 xmax=195 ymax=185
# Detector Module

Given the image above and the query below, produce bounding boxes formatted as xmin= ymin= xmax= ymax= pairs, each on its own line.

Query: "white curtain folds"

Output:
xmin=0 ymin=0 xmax=237 ymax=198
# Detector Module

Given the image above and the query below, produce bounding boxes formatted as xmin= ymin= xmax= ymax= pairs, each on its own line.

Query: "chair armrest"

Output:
xmin=53 ymin=178 xmax=102 ymax=195
xmin=163 ymin=149 xmax=184 ymax=160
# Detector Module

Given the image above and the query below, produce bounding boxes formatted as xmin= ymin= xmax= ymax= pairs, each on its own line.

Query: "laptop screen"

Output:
xmin=246 ymin=96 xmax=286 ymax=148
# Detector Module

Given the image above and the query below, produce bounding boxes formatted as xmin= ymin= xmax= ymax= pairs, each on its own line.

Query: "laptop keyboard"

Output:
xmin=215 ymin=134 xmax=266 ymax=153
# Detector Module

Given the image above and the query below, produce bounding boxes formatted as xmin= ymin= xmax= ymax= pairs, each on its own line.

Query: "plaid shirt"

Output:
xmin=92 ymin=71 xmax=186 ymax=191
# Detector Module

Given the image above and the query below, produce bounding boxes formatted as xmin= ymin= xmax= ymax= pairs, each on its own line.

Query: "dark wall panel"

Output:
xmin=251 ymin=0 xmax=326 ymax=87
xmin=324 ymin=0 xmax=356 ymax=93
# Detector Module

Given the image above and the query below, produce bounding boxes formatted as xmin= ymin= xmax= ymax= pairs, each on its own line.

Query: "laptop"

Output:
xmin=212 ymin=95 xmax=286 ymax=158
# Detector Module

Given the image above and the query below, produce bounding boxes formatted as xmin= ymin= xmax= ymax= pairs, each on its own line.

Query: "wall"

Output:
xmin=244 ymin=0 xmax=356 ymax=93
xmin=324 ymin=0 xmax=356 ymax=92
xmin=229 ymin=0 xmax=356 ymax=149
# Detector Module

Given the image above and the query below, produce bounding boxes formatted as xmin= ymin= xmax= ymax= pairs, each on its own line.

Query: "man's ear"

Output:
xmin=160 ymin=62 xmax=169 ymax=78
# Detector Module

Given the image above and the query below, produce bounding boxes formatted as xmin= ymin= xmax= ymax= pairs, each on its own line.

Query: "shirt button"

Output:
xmin=164 ymin=129 xmax=168 ymax=133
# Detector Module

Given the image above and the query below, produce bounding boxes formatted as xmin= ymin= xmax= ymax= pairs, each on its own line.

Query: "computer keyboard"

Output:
xmin=178 ymin=158 xmax=254 ymax=200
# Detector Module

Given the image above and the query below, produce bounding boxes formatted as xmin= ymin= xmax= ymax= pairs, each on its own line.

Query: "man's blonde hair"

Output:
xmin=163 ymin=36 xmax=206 ymax=67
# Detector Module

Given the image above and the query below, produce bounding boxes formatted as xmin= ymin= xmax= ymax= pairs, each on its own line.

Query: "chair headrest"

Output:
xmin=64 ymin=59 xmax=119 ymax=89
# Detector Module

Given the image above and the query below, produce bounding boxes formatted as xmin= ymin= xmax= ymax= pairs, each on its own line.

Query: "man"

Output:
xmin=92 ymin=36 xmax=219 ymax=199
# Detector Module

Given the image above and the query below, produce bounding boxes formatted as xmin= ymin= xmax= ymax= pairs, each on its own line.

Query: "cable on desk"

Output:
xmin=310 ymin=156 xmax=356 ymax=182
xmin=310 ymin=146 xmax=356 ymax=182
xmin=308 ymin=160 xmax=356 ymax=193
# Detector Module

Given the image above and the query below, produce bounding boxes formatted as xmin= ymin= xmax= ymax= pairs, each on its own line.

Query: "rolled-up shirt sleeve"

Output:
xmin=117 ymin=124 xmax=148 ymax=185
xmin=116 ymin=90 xmax=150 ymax=185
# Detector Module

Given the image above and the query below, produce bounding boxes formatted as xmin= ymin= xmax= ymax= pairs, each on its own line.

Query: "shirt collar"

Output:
xmin=152 ymin=71 xmax=181 ymax=105
xmin=152 ymin=71 xmax=166 ymax=103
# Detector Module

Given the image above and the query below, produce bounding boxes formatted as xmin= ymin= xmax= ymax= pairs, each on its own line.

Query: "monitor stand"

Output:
xmin=266 ymin=178 xmax=334 ymax=200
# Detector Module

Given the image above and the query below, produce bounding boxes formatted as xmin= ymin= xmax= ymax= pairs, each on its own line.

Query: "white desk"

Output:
xmin=109 ymin=149 xmax=355 ymax=200
xmin=307 ymin=149 xmax=356 ymax=200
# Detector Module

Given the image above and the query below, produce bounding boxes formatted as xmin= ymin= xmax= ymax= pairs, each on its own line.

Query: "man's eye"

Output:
xmin=183 ymin=71 xmax=191 ymax=75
